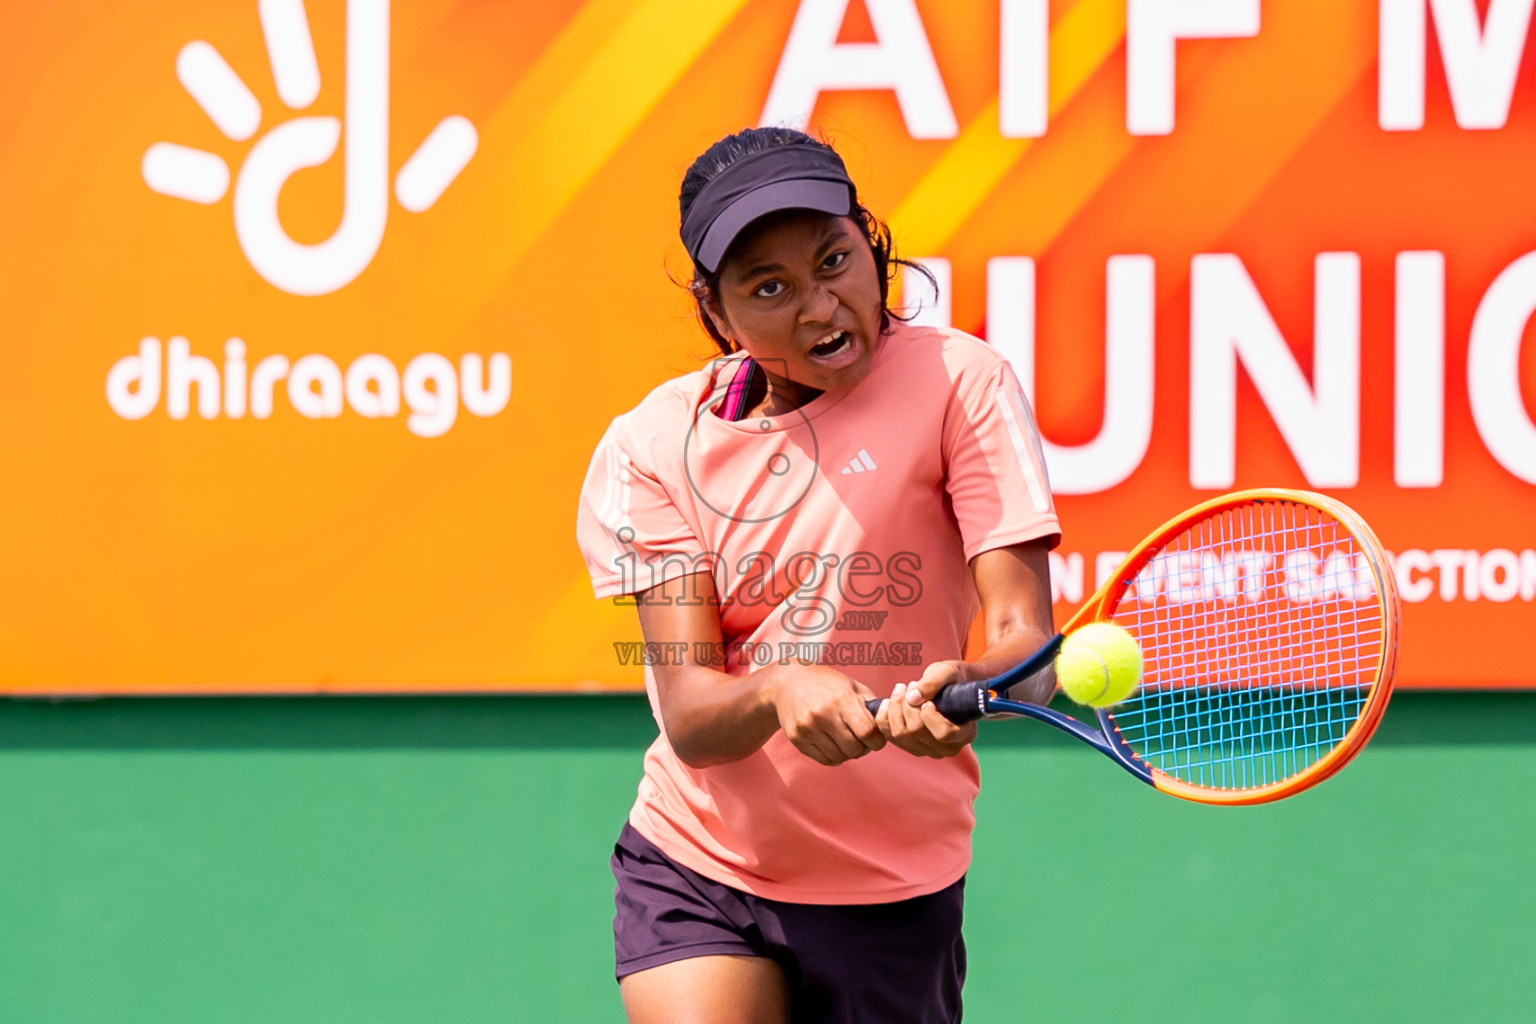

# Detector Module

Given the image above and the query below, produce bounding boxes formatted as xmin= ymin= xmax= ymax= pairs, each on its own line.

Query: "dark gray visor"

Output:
xmin=682 ymin=146 xmax=856 ymax=274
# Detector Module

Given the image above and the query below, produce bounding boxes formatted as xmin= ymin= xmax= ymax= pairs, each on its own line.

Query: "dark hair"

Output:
xmin=679 ymin=127 xmax=935 ymax=357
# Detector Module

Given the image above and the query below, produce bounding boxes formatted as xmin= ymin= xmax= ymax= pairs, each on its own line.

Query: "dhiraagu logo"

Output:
xmin=116 ymin=0 xmax=509 ymax=438
xmin=142 ymin=0 xmax=474 ymax=295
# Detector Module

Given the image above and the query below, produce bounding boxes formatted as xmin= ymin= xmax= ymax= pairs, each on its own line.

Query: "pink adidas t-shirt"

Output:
xmin=576 ymin=323 xmax=1059 ymax=904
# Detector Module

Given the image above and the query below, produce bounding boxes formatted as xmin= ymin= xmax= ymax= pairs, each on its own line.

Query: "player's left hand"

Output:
xmin=875 ymin=661 xmax=978 ymax=758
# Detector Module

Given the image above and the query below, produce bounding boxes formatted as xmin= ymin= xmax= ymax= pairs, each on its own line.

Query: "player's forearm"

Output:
xmin=967 ymin=626 xmax=1057 ymax=706
xmin=967 ymin=541 xmax=1058 ymax=705
xmin=657 ymin=663 xmax=788 ymax=769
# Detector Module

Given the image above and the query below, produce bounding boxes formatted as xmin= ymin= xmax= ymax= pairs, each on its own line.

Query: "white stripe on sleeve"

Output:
xmin=596 ymin=442 xmax=635 ymax=562
xmin=996 ymin=388 xmax=1052 ymax=514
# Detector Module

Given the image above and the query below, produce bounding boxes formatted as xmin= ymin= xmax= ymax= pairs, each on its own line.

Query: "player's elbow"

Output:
xmin=659 ymin=703 xmax=731 ymax=769
xmin=667 ymin=722 xmax=748 ymax=769
xmin=672 ymin=743 xmax=731 ymax=770
xmin=1006 ymin=662 xmax=1057 ymax=706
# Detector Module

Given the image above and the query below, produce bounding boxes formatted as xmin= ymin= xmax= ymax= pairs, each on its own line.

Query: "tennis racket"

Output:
xmin=868 ymin=488 xmax=1400 ymax=805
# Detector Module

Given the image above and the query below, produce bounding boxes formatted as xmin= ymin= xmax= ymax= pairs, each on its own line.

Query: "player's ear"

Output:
xmin=702 ymin=293 xmax=733 ymax=345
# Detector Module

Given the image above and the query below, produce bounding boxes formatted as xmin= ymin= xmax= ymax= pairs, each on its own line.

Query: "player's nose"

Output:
xmin=797 ymin=281 xmax=837 ymax=325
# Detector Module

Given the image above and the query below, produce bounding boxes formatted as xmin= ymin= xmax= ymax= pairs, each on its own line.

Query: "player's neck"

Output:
xmin=749 ymin=370 xmax=820 ymax=417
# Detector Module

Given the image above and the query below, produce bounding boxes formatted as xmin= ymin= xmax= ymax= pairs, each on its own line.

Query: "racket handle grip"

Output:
xmin=862 ymin=681 xmax=989 ymax=724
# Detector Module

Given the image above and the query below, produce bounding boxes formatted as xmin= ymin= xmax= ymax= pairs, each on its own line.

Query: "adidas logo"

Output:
xmin=840 ymin=449 xmax=878 ymax=475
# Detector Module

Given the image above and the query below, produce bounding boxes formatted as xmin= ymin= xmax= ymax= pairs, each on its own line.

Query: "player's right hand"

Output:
xmin=769 ymin=664 xmax=885 ymax=766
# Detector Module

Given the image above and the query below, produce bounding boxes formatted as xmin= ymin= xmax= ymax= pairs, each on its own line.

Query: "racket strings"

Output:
xmin=1104 ymin=501 xmax=1385 ymax=792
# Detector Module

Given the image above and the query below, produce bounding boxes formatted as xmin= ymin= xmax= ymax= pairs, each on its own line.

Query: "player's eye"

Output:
xmin=821 ymin=251 xmax=848 ymax=271
xmin=754 ymin=280 xmax=785 ymax=298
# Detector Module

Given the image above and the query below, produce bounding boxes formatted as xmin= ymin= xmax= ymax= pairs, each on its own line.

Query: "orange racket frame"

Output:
xmin=902 ymin=488 xmax=1402 ymax=805
xmin=1085 ymin=488 xmax=1400 ymax=804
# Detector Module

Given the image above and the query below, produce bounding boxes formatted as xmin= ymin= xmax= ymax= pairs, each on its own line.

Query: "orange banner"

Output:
xmin=2 ymin=0 xmax=1532 ymax=693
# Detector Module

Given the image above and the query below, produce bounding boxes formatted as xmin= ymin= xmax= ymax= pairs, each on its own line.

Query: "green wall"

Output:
xmin=1 ymin=693 xmax=1531 ymax=1023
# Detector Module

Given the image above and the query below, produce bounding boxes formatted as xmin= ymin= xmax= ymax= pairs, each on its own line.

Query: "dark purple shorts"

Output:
xmin=611 ymin=823 xmax=966 ymax=1024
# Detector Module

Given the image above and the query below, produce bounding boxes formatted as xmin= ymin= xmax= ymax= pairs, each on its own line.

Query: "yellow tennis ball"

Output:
xmin=1056 ymin=622 xmax=1143 ymax=708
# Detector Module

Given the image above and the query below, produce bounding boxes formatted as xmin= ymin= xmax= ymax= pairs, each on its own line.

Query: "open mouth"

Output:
xmin=809 ymin=330 xmax=852 ymax=359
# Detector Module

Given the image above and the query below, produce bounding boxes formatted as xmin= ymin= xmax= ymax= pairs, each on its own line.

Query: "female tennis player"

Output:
xmin=575 ymin=127 xmax=1060 ymax=1024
